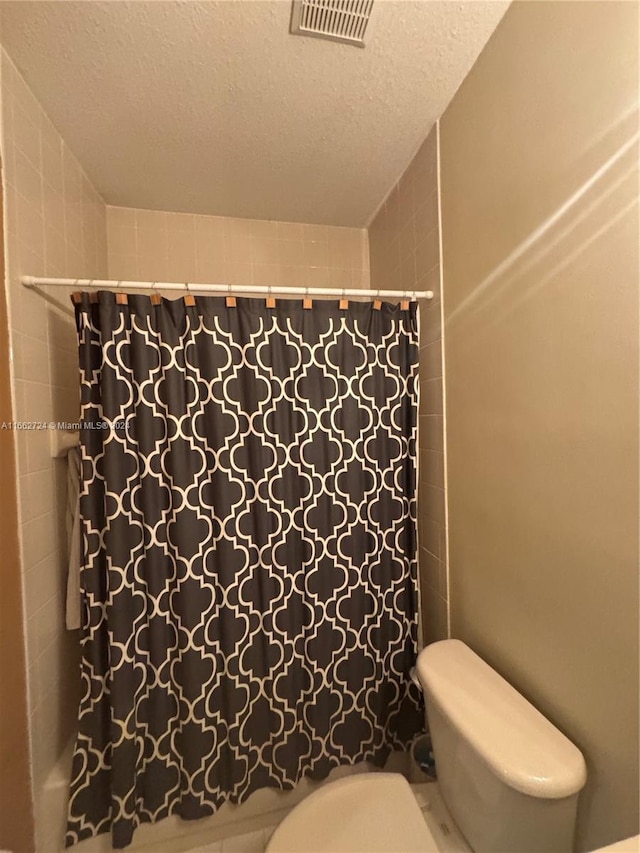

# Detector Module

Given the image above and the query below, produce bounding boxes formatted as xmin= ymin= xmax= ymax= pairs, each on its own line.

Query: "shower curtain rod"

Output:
xmin=21 ymin=276 xmax=434 ymax=301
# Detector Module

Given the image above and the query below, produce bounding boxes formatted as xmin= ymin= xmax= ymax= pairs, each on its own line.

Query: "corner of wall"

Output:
xmin=367 ymin=122 xmax=447 ymax=645
xmin=435 ymin=119 xmax=450 ymax=640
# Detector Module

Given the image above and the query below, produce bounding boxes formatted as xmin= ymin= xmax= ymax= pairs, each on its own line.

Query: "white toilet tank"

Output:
xmin=416 ymin=640 xmax=587 ymax=853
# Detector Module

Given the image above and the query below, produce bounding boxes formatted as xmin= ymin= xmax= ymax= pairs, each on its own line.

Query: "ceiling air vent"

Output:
xmin=290 ymin=0 xmax=375 ymax=48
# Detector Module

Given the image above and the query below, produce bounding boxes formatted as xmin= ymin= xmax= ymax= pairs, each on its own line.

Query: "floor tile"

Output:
xmin=262 ymin=825 xmax=278 ymax=847
xmin=221 ymin=828 xmax=265 ymax=853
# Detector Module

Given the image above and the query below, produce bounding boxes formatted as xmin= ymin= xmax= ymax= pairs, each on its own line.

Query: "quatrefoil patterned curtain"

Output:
xmin=66 ymin=293 xmax=424 ymax=849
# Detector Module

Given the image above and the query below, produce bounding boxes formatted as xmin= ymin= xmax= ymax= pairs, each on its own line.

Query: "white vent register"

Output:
xmin=290 ymin=0 xmax=375 ymax=47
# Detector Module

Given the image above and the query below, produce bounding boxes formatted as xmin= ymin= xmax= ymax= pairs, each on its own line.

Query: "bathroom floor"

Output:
xmin=166 ymin=783 xmax=471 ymax=853
xmin=187 ymin=824 xmax=277 ymax=853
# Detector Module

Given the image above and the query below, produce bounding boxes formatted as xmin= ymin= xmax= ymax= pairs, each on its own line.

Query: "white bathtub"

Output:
xmin=38 ymin=740 xmax=411 ymax=852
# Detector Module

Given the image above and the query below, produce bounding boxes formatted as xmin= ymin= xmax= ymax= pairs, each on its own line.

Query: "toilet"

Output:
xmin=266 ymin=639 xmax=587 ymax=853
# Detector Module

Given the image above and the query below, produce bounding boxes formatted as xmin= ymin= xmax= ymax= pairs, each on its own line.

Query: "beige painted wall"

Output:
xmin=106 ymin=206 xmax=369 ymax=292
xmin=368 ymin=127 xmax=447 ymax=643
xmin=439 ymin=2 xmax=639 ymax=850
xmin=1 ymin=46 xmax=108 ymax=851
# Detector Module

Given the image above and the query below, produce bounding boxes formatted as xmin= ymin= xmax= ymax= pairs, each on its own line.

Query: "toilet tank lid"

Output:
xmin=417 ymin=640 xmax=587 ymax=799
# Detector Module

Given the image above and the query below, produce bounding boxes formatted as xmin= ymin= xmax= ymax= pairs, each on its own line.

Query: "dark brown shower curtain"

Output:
xmin=66 ymin=292 xmax=423 ymax=848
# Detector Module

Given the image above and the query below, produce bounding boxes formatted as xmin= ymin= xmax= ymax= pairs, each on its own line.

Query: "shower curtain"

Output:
xmin=66 ymin=292 xmax=424 ymax=848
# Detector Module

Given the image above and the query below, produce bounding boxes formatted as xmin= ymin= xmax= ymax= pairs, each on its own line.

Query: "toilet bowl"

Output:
xmin=266 ymin=640 xmax=587 ymax=853
xmin=265 ymin=773 xmax=438 ymax=852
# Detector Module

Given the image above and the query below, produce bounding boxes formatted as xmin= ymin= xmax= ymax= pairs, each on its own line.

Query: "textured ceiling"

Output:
xmin=0 ymin=1 xmax=510 ymax=226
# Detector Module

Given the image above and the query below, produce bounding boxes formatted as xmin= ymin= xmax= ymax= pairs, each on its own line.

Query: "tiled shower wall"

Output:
xmin=0 ymin=47 xmax=108 ymax=848
xmin=106 ymin=205 xmax=369 ymax=292
xmin=368 ymin=126 xmax=448 ymax=644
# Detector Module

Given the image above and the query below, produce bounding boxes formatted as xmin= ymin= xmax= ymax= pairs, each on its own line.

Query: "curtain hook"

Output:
xmin=184 ymin=281 xmax=195 ymax=306
xmin=266 ymin=284 xmax=276 ymax=309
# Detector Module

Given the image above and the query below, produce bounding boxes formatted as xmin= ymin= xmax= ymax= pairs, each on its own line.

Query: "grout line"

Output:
xmin=21 ymin=528 xmax=59 ymax=567
xmin=20 ymin=503 xmax=55 ymax=527
xmin=421 ymin=544 xmax=441 ymax=562
xmin=436 ymin=119 xmax=451 ymax=640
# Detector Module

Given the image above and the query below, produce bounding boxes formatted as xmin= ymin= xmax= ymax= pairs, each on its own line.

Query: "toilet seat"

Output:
xmin=265 ymin=773 xmax=437 ymax=852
